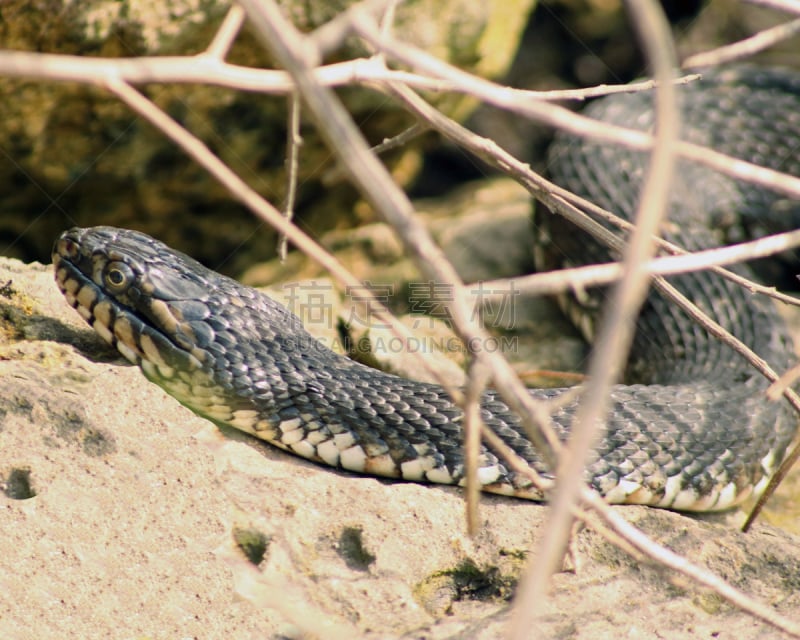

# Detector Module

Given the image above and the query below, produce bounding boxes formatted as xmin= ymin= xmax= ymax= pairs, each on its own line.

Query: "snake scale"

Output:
xmin=54 ymin=66 xmax=800 ymax=512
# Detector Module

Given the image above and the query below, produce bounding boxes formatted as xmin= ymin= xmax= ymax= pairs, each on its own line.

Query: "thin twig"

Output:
xmin=0 ymin=49 xmax=681 ymax=102
xmin=463 ymin=360 xmax=494 ymax=535
xmin=349 ymin=10 xmax=800 ymax=201
xmin=278 ymin=91 xmax=302 ymax=261
xmin=375 ymin=0 xmax=400 ymax=64
xmin=0 ymin=50 xmax=451 ymax=93
xmin=683 ymin=17 xmax=800 ymax=68
xmin=309 ymin=0 xmax=393 ymax=57
xmin=323 ymin=122 xmax=429 ymax=184
xmin=475 ymin=228 xmax=800 ymax=303
xmin=205 ymin=5 xmax=247 ymax=59
xmin=521 ymin=73 xmax=702 ymax=101
xmin=745 ymin=0 xmax=800 ymax=14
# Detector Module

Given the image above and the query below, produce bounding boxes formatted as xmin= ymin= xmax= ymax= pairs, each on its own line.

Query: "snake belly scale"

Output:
xmin=53 ymin=66 xmax=800 ymax=512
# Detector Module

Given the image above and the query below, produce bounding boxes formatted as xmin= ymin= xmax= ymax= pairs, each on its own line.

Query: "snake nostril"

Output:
xmin=56 ymin=236 xmax=79 ymax=260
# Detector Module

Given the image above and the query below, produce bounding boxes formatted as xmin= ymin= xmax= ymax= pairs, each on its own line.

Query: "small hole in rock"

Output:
xmin=338 ymin=526 xmax=375 ymax=571
xmin=5 ymin=467 xmax=37 ymax=500
xmin=233 ymin=527 xmax=270 ymax=565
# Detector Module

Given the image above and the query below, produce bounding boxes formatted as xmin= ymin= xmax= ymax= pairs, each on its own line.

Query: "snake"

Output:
xmin=52 ymin=66 xmax=800 ymax=512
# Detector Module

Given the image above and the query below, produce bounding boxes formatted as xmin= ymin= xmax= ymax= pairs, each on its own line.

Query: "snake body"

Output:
xmin=53 ymin=67 xmax=800 ymax=511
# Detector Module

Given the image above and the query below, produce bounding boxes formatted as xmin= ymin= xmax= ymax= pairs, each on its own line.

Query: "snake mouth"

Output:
xmin=53 ymin=229 xmax=128 ymax=351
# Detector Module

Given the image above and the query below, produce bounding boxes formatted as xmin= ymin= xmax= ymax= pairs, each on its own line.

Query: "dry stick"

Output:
xmin=310 ymin=0 xmax=393 ymax=57
xmin=746 ymin=0 xmax=800 ymax=14
xmin=205 ymin=4 xmax=247 ymax=59
xmin=323 ymin=123 xmax=429 ymax=184
xmin=278 ymin=91 xmax=302 ymax=261
xmin=370 ymin=0 xmax=493 ymax=531
xmin=547 ymin=185 xmax=800 ymax=308
xmin=747 ymin=427 xmax=800 ymax=532
xmin=527 ymin=73 xmax=702 ymax=101
xmin=683 ymin=17 xmax=800 ymax=68
xmin=368 ymin=123 xmax=429 ymax=154
xmin=349 ymin=10 xmax=800 ymax=201
xmin=235 ymin=0 xmax=567 ymax=489
xmin=464 ymin=361 xmax=495 ymax=534
xmin=0 ymin=49 xmax=680 ymax=103
xmin=0 ymin=50 xmax=450 ymax=93
xmin=511 ymin=2 xmax=680 ymax=635
xmin=476 ymin=228 xmax=800 ymax=301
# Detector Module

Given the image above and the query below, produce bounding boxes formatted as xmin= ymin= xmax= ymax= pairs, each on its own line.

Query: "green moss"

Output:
xmin=414 ymin=556 xmax=523 ymax=616
xmin=233 ymin=527 xmax=271 ymax=565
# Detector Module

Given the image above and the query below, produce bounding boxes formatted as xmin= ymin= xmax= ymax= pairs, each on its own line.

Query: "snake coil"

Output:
xmin=53 ymin=66 xmax=800 ymax=511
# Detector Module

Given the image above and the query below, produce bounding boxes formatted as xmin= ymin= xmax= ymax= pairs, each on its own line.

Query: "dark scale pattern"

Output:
xmin=538 ymin=67 xmax=800 ymax=507
xmin=51 ymin=67 xmax=800 ymax=510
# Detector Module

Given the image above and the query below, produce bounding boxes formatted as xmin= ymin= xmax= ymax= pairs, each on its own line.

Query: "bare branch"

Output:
xmin=349 ymin=9 xmax=800 ymax=200
xmin=475 ymin=228 xmax=800 ymax=302
xmin=322 ymin=123 xmax=429 ymax=184
xmin=205 ymin=5 xmax=247 ymax=59
xmin=278 ymin=91 xmax=302 ymax=261
xmin=745 ymin=0 xmax=800 ymax=14
xmin=684 ymin=17 xmax=800 ymax=68
xmin=510 ymin=2 xmax=681 ymax=634
xmin=0 ymin=49 xmax=673 ymax=102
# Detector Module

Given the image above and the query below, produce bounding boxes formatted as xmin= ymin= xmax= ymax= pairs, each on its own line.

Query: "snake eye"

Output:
xmin=104 ymin=261 xmax=134 ymax=293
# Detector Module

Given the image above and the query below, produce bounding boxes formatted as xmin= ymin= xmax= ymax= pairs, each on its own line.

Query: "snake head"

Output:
xmin=53 ymin=226 xmax=219 ymax=373
xmin=53 ymin=226 xmax=313 ymax=419
xmin=53 ymin=226 xmax=336 ymax=435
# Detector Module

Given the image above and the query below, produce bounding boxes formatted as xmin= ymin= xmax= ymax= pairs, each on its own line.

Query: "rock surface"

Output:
xmin=3 ymin=253 xmax=800 ymax=638
xmin=0 ymin=0 xmax=534 ymax=273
